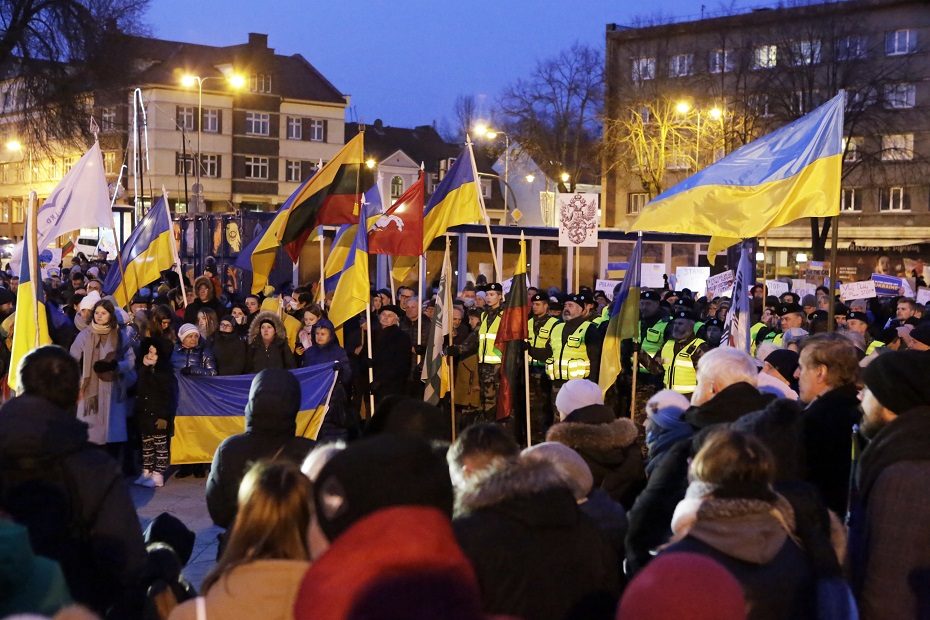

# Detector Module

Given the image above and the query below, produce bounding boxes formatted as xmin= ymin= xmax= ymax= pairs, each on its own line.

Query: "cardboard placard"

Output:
xmin=871 ymin=274 xmax=904 ymax=297
xmin=840 ymin=280 xmax=877 ymax=302
xmin=791 ymin=279 xmax=808 ymax=291
xmin=706 ymin=270 xmax=735 ymax=300
xmin=641 ymin=263 xmax=666 ymax=289
xmin=792 ymin=284 xmax=817 ymax=299
xmin=676 ymin=266 xmax=710 ymax=297
xmin=765 ymin=279 xmax=789 ymax=298
xmin=916 ymin=288 xmax=930 ymax=306
xmin=595 ymin=279 xmax=622 ymax=301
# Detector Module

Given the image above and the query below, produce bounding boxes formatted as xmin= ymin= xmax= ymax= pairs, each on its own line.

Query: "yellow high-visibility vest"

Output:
xmin=661 ymin=338 xmax=705 ymax=394
xmin=479 ymin=310 xmax=503 ymax=364
xmin=546 ymin=321 xmax=592 ymax=381
xmin=529 ymin=315 xmax=559 ymax=367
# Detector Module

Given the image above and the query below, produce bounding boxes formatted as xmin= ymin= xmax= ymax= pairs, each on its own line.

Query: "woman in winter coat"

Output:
xmin=169 ymin=461 xmax=312 ymax=620
xmin=213 ymin=315 xmax=248 ymax=376
xmin=171 ymin=323 xmax=217 ymax=377
xmin=246 ymin=311 xmax=295 ymax=372
xmin=295 ymin=305 xmax=324 ymax=359
xmin=662 ymin=428 xmax=817 ymax=620
xmin=69 ymin=299 xmax=136 ymax=449
xmin=133 ymin=336 xmax=177 ymax=488
xmin=300 ymin=318 xmax=354 ymax=442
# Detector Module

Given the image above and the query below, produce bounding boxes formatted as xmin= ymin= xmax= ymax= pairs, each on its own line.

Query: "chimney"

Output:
xmin=248 ymin=33 xmax=268 ymax=48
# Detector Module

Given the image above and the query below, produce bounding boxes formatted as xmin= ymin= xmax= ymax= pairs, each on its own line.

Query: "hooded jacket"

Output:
xmin=246 ymin=311 xmax=296 ymax=372
xmin=134 ymin=336 xmax=179 ymax=436
xmin=205 ymin=369 xmax=315 ymax=529
xmin=546 ymin=404 xmax=645 ymax=509
xmin=183 ymin=275 xmax=226 ymax=324
xmin=453 ymin=459 xmax=620 ymax=620
xmin=300 ymin=318 xmax=351 ymax=385
xmin=0 ymin=394 xmax=147 ymax=613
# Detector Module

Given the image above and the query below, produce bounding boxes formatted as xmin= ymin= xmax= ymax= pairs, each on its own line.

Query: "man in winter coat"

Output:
xmin=0 ymin=346 xmax=147 ymax=615
xmin=851 ymin=350 xmax=930 ymax=620
xmin=370 ymin=305 xmax=412 ymax=405
xmin=183 ymin=275 xmax=225 ymax=324
xmin=245 ymin=311 xmax=295 ymax=372
xmin=795 ymin=333 xmax=862 ymax=515
xmin=206 ymin=368 xmax=315 ymax=529
xmin=302 ymin=318 xmax=355 ymax=442
xmin=625 ymin=347 xmax=773 ymax=575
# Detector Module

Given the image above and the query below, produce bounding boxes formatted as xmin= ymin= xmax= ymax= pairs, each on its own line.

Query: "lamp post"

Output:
xmin=675 ymin=100 xmax=724 ymax=170
xmin=473 ymin=124 xmax=511 ymax=224
xmin=180 ymin=72 xmax=245 ymax=213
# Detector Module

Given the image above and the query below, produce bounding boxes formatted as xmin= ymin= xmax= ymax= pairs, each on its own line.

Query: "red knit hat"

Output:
xmin=617 ymin=553 xmax=746 ymax=620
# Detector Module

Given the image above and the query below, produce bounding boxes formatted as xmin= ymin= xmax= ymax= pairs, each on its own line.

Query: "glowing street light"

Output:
xmin=365 ymin=158 xmax=377 ymax=169
xmin=525 ymin=174 xmax=535 ymax=183
xmin=560 ymin=172 xmax=570 ymax=184
xmin=708 ymin=107 xmax=723 ymax=121
xmin=472 ymin=122 xmax=513 ymax=224
xmin=5 ymin=139 xmax=22 ymax=152
xmin=675 ymin=100 xmax=692 ymax=115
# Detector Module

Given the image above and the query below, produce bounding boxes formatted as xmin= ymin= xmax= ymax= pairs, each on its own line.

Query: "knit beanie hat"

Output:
xmin=521 ymin=442 xmax=593 ymax=501
xmin=313 ymin=435 xmax=454 ymax=542
xmin=909 ymin=325 xmax=930 ymax=347
xmin=617 ymin=553 xmax=746 ymax=620
xmin=862 ymin=350 xmax=930 ymax=414
xmin=555 ymin=379 xmax=603 ymax=420
xmin=177 ymin=323 xmax=198 ymax=341
xmin=764 ymin=349 xmax=800 ymax=383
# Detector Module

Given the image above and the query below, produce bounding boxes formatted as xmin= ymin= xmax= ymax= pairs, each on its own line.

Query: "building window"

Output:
xmin=200 ymin=154 xmax=219 ymax=178
xmin=286 ymin=160 xmax=302 ymax=182
xmin=309 ymin=119 xmax=325 ymax=142
xmin=843 ymin=137 xmax=862 ymax=163
xmin=666 ymin=137 xmax=689 ymax=171
xmin=709 ymin=49 xmax=734 ymax=74
xmin=632 ymin=57 xmax=656 ymax=82
xmin=841 ymin=188 xmax=861 ymax=212
xmin=753 ymin=45 xmax=777 ymax=69
xmin=203 ymin=109 xmax=219 ymax=133
xmin=390 ymin=175 xmax=405 ymax=200
xmin=245 ymin=156 xmax=269 ymax=180
xmin=668 ymin=53 xmax=694 ymax=78
xmin=836 ymin=35 xmax=868 ymax=61
xmin=175 ymin=153 xmax=194 ymax=176
xmin=791 ymin=40 xmax=822 ymax=65
xmin=480 ymin=178 xmax=492 ymax=199
xmin=176 ymin=106 xmax=195 ymax=131
xmin=883 ymin=83 xmax=916 ymax=109
xmin=885 ymin=29 xmax=917 ymax=56
xmin=63 ymin=156 xmax=76 ymax=174
xmin=249 ymin=73 xmax=272 ymax=93
xmin=101 ymin=107 xmax=117 ymax=131
xmin=627 ymin=192 xmax=648 ymax=215
xmin=104 ymin=151 xmax=117 ymax=175
xmin=245 ymin=112 xmax=270 ymax=136
xmin=11 ymin=198 xmax=23 ymax=223
xmin=793 ymin=90 xmax=813 ymax=115
xmin=287 ymin=117 xmax=302 ymax=140
xmin=881 ymin=134 xmax=914 ymax=161
xmin=848 ymin=88 xmax=877 ymax=112
xmin=749 ymin=94 xmax=772 ymax=118
xmin=880 ymin=187 xmax=909 ymax=211
xmin=0 ymin=201 xmax=8 ymax=223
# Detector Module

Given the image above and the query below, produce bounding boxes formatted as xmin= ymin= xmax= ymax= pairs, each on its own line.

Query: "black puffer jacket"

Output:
xmin=134 ymin=337 xmax=178 ymax=436
xmin=212 ymin=331 xmax=247 ymax=376
xmin=206 ymin=369 xmax=315 ymax=529
xmin=0 ymin=394 xmax=147 ymax=614
xmin=246 ymin=311 xmax=296 ymax=372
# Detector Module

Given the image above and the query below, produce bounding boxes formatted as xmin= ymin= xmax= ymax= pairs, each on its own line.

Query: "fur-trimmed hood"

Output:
xmin=247 ymin=310 xmax=287 ymax=344
xmin=455 ymin=458 xmax=571 ymax=517
xmin=193 ymin=275 xmax=216 ymax=301
xmin=546 ymin=417 xmax=639 ymax=453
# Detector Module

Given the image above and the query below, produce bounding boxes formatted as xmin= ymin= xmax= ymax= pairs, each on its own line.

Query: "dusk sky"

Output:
xmin=146 ymin=0 xmax=764 ymax=131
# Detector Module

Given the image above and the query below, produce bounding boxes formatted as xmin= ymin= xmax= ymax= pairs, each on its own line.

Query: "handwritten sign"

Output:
xmin=676 ymin=266 xmax=710 ymax=297
xmin=595 ymin=279 xmax=622 ymax=301
xmin=765 ymin=280 xmax=789 ymax=298
xmin=706 ymin=270 xmax=735 ymax=300
xmin=641 ymin=263 xmax=666 ymax=289
xmin=840 ymin=280 xmax=877 ymax=302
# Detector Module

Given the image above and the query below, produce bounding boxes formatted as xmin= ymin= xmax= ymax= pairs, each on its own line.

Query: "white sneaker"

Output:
xmin=133 ymin=471 xmax=156 ymax=488
xmin=151 ymin=472 xmax=165 ymax=488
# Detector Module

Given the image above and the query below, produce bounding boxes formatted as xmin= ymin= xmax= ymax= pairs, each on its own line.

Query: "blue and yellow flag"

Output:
xmin=236 ymin=200 xmax=290 ymax=295
xmin=171 ymin=364 xmax=337 ymax=464
xmin=328 ymin=198 xmax=372 ymax=329
xmin=392 ymin=142 xmax=484 ymax=282
xmin=103 ymin=196 xmax=175 ymax=307
xmin=631 ymin=91 xmax=845 ymax=239
xmin=9 ymin=195 xmax=51 ymax=392
xmin=599 ymin=235 xmax=642 ymax=395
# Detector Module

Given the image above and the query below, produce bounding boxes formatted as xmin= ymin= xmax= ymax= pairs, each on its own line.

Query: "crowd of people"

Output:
xmin=0 ymin=250 xmax=929 ymax=619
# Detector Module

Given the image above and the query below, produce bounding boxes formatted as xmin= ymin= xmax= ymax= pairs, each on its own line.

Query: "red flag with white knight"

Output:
xmin=368 ymin=171 xmax=424 ymax=257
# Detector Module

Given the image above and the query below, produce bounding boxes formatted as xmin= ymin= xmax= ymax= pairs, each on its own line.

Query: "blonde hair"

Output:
xmin=202 ymin=461 xmax=312 ymax=592
xmin=690 ymin=428 xmax=776 ymax=500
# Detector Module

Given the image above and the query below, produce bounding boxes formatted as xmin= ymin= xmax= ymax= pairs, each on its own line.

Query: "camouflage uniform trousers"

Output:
xmin=476 ymin=362 xmax=501 ymax=424
xmin=527 ymin=366 xmax=553 ymax=444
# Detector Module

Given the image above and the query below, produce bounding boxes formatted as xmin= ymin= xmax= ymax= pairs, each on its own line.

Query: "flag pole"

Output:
xmin=521 ymin=234 xmax=532 ymax=447
xmin=574 ymin=246 xmax=580 ymax=292
xmin=629 ymin=231 xmax=643 ymax=420
xmin=444 ymin=236 xmax=457 ymax=441
xmin=387 ymin=255 xmax=397 ymax=303
xmin=318 ymin=226 xmax=326 ymax=310
xmin=466 ymin=138 xmax=501 ymax=281
xmin=417 ymin=253 xmax=424 ymax=356
xmin=27 ymin=192 xmax=38 ymax=351
xmin=163 ymin=187 xmax=188 ymax=308
xmin=827 ymin=215 xmax=839 ymax=333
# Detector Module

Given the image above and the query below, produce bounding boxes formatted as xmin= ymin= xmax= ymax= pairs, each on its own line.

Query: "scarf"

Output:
xmin=645 ymin=409 xmax=693 ymax=476
xmin=299 ymin=326 xmax=314 ymax=350
xmin=80 ymin=322 xmax=115 ymax=417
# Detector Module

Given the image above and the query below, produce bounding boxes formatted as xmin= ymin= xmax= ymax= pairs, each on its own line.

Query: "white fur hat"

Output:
xmin=555 ymin=379 xmax=603 ymax=420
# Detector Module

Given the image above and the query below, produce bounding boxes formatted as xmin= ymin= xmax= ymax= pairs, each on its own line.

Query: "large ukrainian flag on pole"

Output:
xmin=9 ymin=193 xmax=51 ymax=392
xmin=328 ymin=196 xmax=373 ymax=329
xmin=630 ymin=91 xmax=845 ymax=239
xmin=103 ymin=195 xmax=176 ymax=307
xmin=599 ymin=233 xmax=642 ymax=395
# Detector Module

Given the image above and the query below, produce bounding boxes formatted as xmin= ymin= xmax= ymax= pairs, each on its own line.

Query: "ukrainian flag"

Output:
xmin=630 ymin=91 xmax=845 ymax=239
xmin=103 ymin=196 xmax=175 ymax=308
xmin=328 ymin=199 xmax=372 ymax=329
xmin=8 ymin=195 xmax=51 ymax=392
xmin=171 ymin=364 xmax=338 ymax=464
xmin=392 ymin=143 xmax=483 ymax=282
xmin=599 ymin=235 xmax=642 ymax=395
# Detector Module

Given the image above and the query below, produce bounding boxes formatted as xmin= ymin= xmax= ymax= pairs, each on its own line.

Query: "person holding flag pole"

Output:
xmin=422 ymin=237 xmax=454 ymax=437
xmin=494 ymin=232 xmax=531 ymax=444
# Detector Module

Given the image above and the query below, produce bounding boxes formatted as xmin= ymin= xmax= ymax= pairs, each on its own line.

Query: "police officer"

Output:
xmin=773 ymin=302 xmax=807 ymax=345
xmin=533 ymin=292 xmax=603 ymax=417
xmin=639 ymin=290 xmax=669 ymax=358
xmin=527 ymin=293 xmax=560 ymax=442
xmin=640 ymin=308 xmax=710 ymax=397
xmin=698 ymin=317 xmax=725 ymax=348
xmin=451 ymin=282 xmax=505 ymax=423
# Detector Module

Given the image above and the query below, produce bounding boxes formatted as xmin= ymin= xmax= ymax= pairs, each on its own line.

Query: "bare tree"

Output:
xmin=496 ymin=43 xmax=603 ymax=190
xmin=0 ymin=0 xmax=150 ymax=153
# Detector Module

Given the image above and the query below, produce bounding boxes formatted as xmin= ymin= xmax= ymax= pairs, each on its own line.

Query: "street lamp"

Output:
xmin=675 ymin=100 xmax=726 ymax=169
xmin=180 ymin=72 xmax=244 ymax=212
xmin=473 ymin=123 xmax=512 ymax=224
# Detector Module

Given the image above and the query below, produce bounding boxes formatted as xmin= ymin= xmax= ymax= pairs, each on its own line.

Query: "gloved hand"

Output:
xmin=332 ymin=360 xmax=342 ymax=372
xmin=413 ymin=344 xmax=427 ymax=356
xmin=93 ymin=359 xmax=117 ymax=373
xmin=180 ymin=366 xmax=193 ymax=376
xmin=442 ymin=345 xmax=458 ymax=358
xmin=154 ymin=418 xmax=168 ymax=431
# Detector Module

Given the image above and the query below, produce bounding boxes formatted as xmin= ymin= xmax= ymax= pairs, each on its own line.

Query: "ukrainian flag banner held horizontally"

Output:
xmin=8 ymin=195 xmax=51 ymax=392
xmin=392 ymin=143 xmax=484 ymax=282
xmin=103 ymin=196 xmax=175 ymax=307
xmin=599 ymin=234 xmax=642 ymax=396
xmin=171 ymin=364 xmax=337 ymax=464
xmin=630 ymin=91 xmax=845 ymax=238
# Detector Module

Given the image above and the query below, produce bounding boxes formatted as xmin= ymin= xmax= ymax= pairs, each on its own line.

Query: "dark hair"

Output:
xmin=19 ymin=345 xmax=81 ymax=411
xmin=692 ymin=428 xmax=776 ymax=501
xmin=799 ymin=332 xmax=860 ymax=387
xmin=447 ymin=423 xmax=519 ymax=472
xmin=92 ymin=299 xmax=118 ymax=329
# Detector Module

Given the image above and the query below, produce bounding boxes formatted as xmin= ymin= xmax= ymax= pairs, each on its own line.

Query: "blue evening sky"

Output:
xmin=146 ymin=0 xmax=765 ymax=130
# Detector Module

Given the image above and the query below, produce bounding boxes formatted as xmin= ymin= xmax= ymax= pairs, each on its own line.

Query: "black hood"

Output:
xmin=685 ymin=382 xmax=774 ymax=430
xmin=0 ymin=394 xmax=88 ymax=459
xmin=244 ymin=369 xmax=301 ymax=434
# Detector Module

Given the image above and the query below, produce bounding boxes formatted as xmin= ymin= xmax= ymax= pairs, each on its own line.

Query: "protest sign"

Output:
xmin=840 ymin=280 xmax=877 ymax=302
xmin=641 ymin=263 xmax=666 ymax=289
xmin=676 ymin=266 xmax=710 ymax=297
xmin=765 ymin=279 xmax=789 ymax=298
xmin=871 ymin=274 xmax=904 ymax=297
xmin=595 ymin=279 xmax=622 ymax=300
xmin=706 ymin=270 xmax=735 ymax=299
